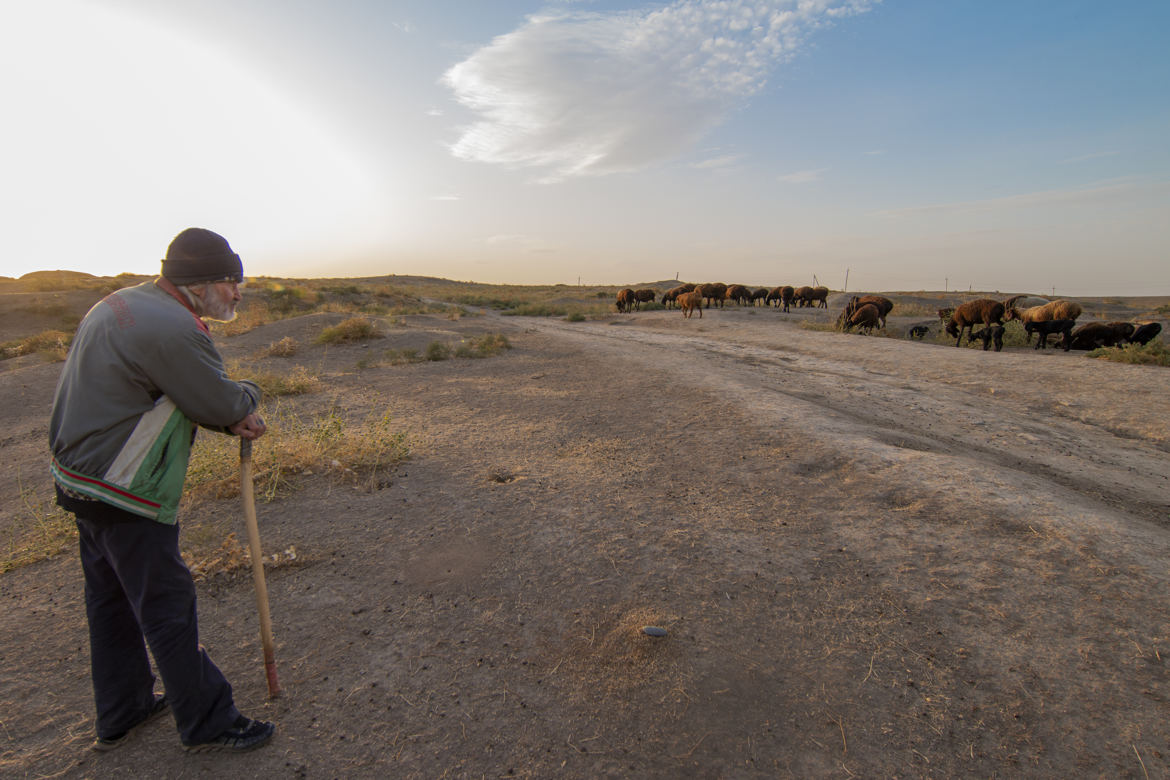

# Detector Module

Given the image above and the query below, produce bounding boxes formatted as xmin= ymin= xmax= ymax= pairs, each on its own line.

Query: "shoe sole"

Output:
xmin=92 ymin=695 xmax=169 ymax=752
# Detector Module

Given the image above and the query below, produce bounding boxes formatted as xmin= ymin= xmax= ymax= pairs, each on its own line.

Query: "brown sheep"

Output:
xmin=842 ymin=303 xmax=881 ymax=334
xmin=945 ymin=299 xmax=1005 ymax=346
xmin=1005 ymin=300 xmax=1083 ymax=343
xmin=810 ymin=286 xmax=830 ymax=308
xmin=839 ymin=295 xmax=893 ymax=329
xmin=677 ymin=290 xmax=704 ymax=319
xmin=616 ymin=288 xmax=634 ymax=313
xmin=751 ymin=288 xmax=770 ymax=306
xmin=793 ymin=286 xmax=814 ymax=307
xmin=779 ymin=285 xmax=795 ymax=311
xmin=725 ymin=284 xmax=752 ymax=306
xmin=767 ymin=285 xmax=795 ymax=311
xmin=632 ymin=288 xmax=657 ymax=310
xmin=697 ymin=282 xmax=728 ymax=309
xmin=1069 ymin=321 xmax=1131 ymax=350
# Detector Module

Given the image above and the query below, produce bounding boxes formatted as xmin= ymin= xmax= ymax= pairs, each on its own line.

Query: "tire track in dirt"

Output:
xmin=523 ymin=316 xmax=1170 ymax=546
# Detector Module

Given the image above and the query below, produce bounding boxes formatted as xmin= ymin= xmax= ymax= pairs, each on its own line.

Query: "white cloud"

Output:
xmin=442 ymin=0 xmax=875 ymax=180
xmin=778 ymin=167 xmax=828 ymax=183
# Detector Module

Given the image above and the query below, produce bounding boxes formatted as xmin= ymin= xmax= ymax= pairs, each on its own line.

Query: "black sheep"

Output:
xmin=1024 ymin=319 xmax=1075 ymax=351
xmin=967 ymin=325 xmax=1005 ymax=352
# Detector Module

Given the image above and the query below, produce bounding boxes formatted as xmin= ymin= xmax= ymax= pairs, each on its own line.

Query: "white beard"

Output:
xmin=185 ymin=283 xmax=239 ymax=322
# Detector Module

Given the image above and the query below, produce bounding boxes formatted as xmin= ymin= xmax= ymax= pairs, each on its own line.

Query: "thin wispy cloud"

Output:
xmin=442 ymin=0 xmax=875 ymax=180
xmin=874 ymin=177 xmax=1148 ymax=218
xmin=692 ymin=153 xmax=745 ymax=170
xmin=1059 ymin=150 xmax=1120 ymax=165
xmin=778 ymin=167 xmax=828 ymax=183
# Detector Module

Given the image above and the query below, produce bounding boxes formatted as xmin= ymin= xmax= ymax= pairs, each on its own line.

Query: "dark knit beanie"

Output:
xmin=161 ymin=228 xmax=244 ymax=285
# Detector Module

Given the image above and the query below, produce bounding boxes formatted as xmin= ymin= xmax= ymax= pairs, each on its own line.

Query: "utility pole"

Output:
xmin=843 ymin=268 xmax=849 ymax=294
xmin=945 ymin=278 xmax=948 ymax=292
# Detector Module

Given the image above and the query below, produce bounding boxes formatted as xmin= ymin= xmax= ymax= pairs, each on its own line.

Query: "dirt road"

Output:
xmin=2 ymin=306 xmax=1168 ymax=777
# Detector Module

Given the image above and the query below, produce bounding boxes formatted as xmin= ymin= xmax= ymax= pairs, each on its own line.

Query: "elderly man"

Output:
xmin=49 ymin=228 xmax=275 ymax=753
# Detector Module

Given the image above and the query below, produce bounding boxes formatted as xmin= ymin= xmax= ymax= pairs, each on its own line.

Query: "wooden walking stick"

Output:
xmin=240 ymin=436 xmax=282 ymax=698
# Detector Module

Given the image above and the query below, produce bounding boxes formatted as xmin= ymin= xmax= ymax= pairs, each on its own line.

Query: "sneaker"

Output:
xmin=93 ymin=694 xmax=169 ymax=752
xmin=183 ymin=715 xmax=275 ymax=753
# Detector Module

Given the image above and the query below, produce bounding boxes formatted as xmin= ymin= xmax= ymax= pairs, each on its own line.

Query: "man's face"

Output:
xmin=199 ymin=280 xmax=242 ymax=322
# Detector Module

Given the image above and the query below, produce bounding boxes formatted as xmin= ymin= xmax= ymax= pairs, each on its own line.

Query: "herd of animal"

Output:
xmin=613 ymin=285 xmax=1163 ymax=352
xmin=616 ymin=283 xmax=829 ymax=318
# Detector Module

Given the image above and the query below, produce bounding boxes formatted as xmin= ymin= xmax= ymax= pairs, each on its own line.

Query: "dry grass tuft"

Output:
xmin=264 ymin=336 xmax=299 ymax=357
xmin=184 ymin=402 xmax=409 ymax=504
xmin=1 ymin=330 xmax=73 ymax=361
xmin=317 ymin=317 xmax=380 ymax=344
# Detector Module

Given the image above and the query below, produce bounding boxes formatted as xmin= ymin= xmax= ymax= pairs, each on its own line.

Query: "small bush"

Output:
xmin=454 ymin=333 xmax=511 ymax=358
xmin=245 ymin=365 xmax=320 ymax=396
xmin=317 ymin=317 xmax=379 ymax=344
xmin=1087 ymin=340 xmax=1170 ymax=366
xmin=0 ymin=330 xmax=73 ymax=361
xmin=265 ymin=336 xmax=299 ymax=357
xmin=565 ymin=312 xmax=586 ymax=322
xmin=426 ymin=341 xmax=452 ymax=361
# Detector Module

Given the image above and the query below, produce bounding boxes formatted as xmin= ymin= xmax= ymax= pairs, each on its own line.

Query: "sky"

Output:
xmin=2 ymin=0 xmax=1167 ymax=295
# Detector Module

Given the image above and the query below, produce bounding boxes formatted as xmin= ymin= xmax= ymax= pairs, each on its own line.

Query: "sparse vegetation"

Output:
xmin=264 ymin=336 xmax=299 ymax=357
xmin=317 ymin=317 xmax=380 ymax=344
xmin=184 ymin=402 xmax=409 ymax=505
xmin=1087 ymin=339 xmax=1170 ymax=366
xmin=1 ymin=473 xmax=75 ymax=574
xmin=0 ymin=329 xmax=73 ymax=361
xmin=234 ymin=364 xmax=321 ymax=396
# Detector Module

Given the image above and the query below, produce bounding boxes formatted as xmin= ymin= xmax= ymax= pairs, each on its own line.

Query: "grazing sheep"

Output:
xmin=1005 ymin=300 xmax=1083 ymax=343
xmin=1106 ymin=321 xmax=1136 ymax=341
xmin=725 ymin=284 xmax=752 ymax=306
xmin=677 ymin=290 xmax=704 ymax=319
xmin=1129 ymin=322 xmax=1163 ymax=346
xmin=1024 ymin=319 xmax=1075 ymax=351
xmin=793 ymin=286 xmax=814 ymax=307
xmin=697 ymin=282 xmax=728 ymax=309
xmin=907 ymin=324 xmax=930 ymax=340
xmin=842 ymin=303 xmax=881 ymax=334
xmin=840 ymin=295 xmax=894 ymax=329
xmin=1069 ymin=321 xmax=1131 ymax=350
xmin=751 ymin=288 xmax=770 ymax=306
xmin=967 ymin=324 xmax=1005 ymax=352
xmin=631 ymin=288 xmax=657 ymax=310
xmin=661 ymin=287 xmax=682 ymax=309
xmin=616 ymin=288 xmax=634 ymax=313
xmin=802 ymin=286 xmax=829 ymax=308
xmin=945 ymin=299 xmax=1006 ymax=347
xmin=767 ymin=285 xmax=795 ymax=311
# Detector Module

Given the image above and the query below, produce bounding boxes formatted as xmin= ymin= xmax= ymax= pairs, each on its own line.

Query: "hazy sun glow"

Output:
xmin=0 ymin=1 xmax=392 ymax=279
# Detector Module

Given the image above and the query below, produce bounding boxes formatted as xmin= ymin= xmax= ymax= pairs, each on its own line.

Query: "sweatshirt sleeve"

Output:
xmin=143 ymin=324 xmax=259 ymax=429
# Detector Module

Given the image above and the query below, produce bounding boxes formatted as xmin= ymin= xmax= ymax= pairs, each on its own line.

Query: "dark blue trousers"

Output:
xmin=66 ymin=493 xmax=241 ymax=745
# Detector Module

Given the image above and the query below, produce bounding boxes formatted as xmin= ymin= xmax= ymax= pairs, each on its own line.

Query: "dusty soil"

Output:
xmin=2 ymin=299 xmax=1169 ymax=778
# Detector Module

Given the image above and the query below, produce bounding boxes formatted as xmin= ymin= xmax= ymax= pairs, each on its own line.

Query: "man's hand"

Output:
xmin=230 ymin=413 xmax=267 ymax=440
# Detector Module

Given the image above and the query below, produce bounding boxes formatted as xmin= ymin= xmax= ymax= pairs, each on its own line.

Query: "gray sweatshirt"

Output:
xmin=49 ymin=280 xmax=259 ymax=523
